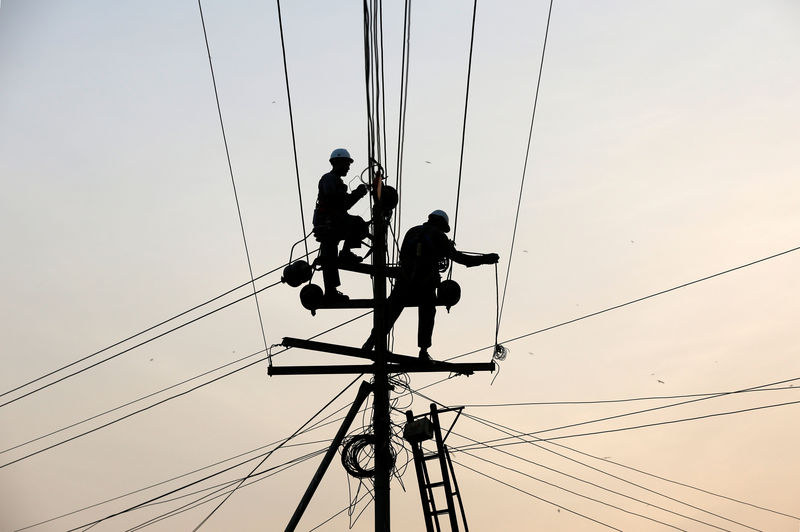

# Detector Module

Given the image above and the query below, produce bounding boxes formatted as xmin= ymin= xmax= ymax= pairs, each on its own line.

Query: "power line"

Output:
xmin=275 ymin=0 xmax=310 ymax=260
xmin=458 ymin=449 xmax=686 ymax=531
xmin=447 ymin=243 xmax=800 ymax=361
xmin=72 ymin=377 xmax=363 ymax=531
xmin=0 ymin=255 xmax=302 ymax=402
xmin=548 ymin=441 xmax=800 ymax=521
xmin=0 ymin=280 xmax=282 ymax=410
xmin=124 ymin=449 xmax=327 ymax=532
xmin=461 ymin=412 xmax=761 ymax=531
xmin=498 ymin=0 xmax=554 ymax=328
xmin=15 ymin=441 xmax=329 ymax=531
xmin=190 ymin=375 xmax=364 ymax=530
xmin=0 ymin=312 xmax=371 ymax=470
xmin=73 ymin=447 xmax=329 ymax=532
xmin=413 ymin=389 xmax=748 ymax=531
xmin=454 ymin=459 xmax=621 ymax=531
xmin=455 ymin=377 xmax=800 ymax=449
xmin=454 ymin=397 xmax=800 ymax=451
xmin=197 ymin=0 xmax=271 ymax=368
xmin=449 ymin=0 xmax=479 ymax=246
xmin=460 ymin=385 xmax=800 ymax=408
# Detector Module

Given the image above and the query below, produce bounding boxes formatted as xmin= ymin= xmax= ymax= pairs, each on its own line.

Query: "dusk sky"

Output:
xmin=2 ymin=1 xmax=800 ymax=530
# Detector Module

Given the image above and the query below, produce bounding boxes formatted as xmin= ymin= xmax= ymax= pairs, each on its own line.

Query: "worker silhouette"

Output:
xmin=364 ymin=210 xmax=499 ymax=360
xmin=313 ymin=148 xmax=370 ymax=301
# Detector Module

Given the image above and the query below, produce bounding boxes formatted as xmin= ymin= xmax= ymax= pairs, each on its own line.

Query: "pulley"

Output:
xmin=299 ymin=283 xmax=324 ymax=315
xmin=436 ymin=279 xmax=461 ymax=310
xmin=380 ymin=185 xmax=398 ymax=212
xmin=282 ymin=260 xmax=312 ymax=287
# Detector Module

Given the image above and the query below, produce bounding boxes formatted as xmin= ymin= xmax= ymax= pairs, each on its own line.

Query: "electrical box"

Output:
xmin=403 ymin=418 xmax=434 ymax=443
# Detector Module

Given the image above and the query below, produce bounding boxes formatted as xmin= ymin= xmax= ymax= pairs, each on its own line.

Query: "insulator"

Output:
xmin=299 ymin=283 xmax=323 ymax=312
xmin=436 ymin=279 xmax=461 ymax=308
xmin=282 ymin=260 xmax=312 ymax=287
xmin=380 ymin=185 xmax=398 ymax=212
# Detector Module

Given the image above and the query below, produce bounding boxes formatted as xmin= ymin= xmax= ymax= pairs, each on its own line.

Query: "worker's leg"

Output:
xmin=417 ymin=288 xmax=437 ymax=350
xmin=319 ymin=238 xmax=341 ymax=295
xmin=342 ymin=215 xmax=369 ymax=251
xmin=363 ymin=283 xmax=406 ymax=350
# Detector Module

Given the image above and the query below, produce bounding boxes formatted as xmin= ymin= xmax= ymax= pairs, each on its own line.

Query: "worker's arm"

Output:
xmin=345 ymin=184 xmax=368 ymax=210
xmin=449 ymin=243 xmax=499 ymax=268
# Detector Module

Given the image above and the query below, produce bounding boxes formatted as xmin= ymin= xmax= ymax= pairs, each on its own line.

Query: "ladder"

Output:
xmin=404 ymin=404 xmax=469 ymax=532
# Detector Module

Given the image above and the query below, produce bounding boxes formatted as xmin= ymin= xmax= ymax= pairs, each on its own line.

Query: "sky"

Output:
xmin=2 ymin=0 xmax=800 ymax=530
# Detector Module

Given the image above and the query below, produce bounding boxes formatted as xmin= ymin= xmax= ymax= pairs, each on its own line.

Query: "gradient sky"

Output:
xmin=2 ymin=1 xmax=800 ymax=530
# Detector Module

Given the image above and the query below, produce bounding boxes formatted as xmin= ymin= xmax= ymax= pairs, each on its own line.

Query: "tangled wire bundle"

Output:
xmin=341 ymin=434 xmax=397 ymax=479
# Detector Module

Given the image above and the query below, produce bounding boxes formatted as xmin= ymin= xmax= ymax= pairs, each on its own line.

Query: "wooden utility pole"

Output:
xmin=271 ymin=176 xmax=494 ymax=531
xmin=371 ymin=173 xmax=391 ymax=531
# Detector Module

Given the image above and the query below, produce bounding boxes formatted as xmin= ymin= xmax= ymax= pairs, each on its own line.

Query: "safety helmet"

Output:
xmin=329 ymin=148 xmax=353 ymax=163
xmin=428 ymin=209 xmax=450 ymax=233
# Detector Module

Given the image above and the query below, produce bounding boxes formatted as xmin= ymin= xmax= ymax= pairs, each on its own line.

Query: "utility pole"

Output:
xmin=272 ymin=175 xmax=495 ymax=531
xmin=371 ymin=173 xmax=391 ymax=531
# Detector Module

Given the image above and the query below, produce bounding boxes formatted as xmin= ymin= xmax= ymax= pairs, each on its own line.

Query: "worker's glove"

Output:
xmin=353 ymin=183 xmax=368 ymax=198
xmin=483 ymin=253 xmax=500 ymax=265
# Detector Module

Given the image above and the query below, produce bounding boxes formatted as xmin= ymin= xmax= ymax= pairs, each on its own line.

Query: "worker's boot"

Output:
xmin=418 ymin=349 xmax=433 ymax=362
xmin=338 ymin=248 xmax=363 ymax=265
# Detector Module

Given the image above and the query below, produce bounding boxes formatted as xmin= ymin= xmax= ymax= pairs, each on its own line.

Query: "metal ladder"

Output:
xmin=404 ymin=404 xmax=469 ymax=532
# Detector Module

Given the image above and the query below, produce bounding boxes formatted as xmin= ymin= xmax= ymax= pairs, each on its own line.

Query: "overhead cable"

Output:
xmin=0 ymin=280 xmax=281 ymax=410
xmin=548 ymin=441 xmax=800 ymax=521
xmin=414 ymin=389 xmax=748 ymax=531
xmin=458 ymin=449 xmax=685 ymax=531
xmin=72 ymin=377 xmax=362 ymax=531
xmin=454 ymin=397 xmax=800 ymax=451
xmin=0 ymin=312 xmax=371 ymax=470
xmin=460 ymin=384 xmax=800 ymax=408
xmin=190 ymin=375 xmax=365 ymax=531
xmin=498 ymin=0 xmax=554 ymax=328
xmin=449 ymin=0 xmax=479 ymax=247
xmin=197 ymin=0 xmax=271 ymax=365
xmin=454 ymin=459 xmax=621 ymax=531
xmin=275 ymin=0 xmax=310 ymax=260
xmin=447 ymin=243 xmax=800 ymax=362
xmin=0 ymin=254 xmax=307 ymax=402
xmin=460 ymin=410 xmax=760 ymax=531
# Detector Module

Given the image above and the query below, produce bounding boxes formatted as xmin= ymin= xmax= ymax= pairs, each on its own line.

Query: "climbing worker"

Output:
xmin=363 ymin=209 xmax=499 ymax=360
xmin=313 ymin=148 xmax=370 ymax=301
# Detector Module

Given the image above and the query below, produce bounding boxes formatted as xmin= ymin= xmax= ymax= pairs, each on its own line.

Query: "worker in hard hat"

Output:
xmin=363 ymin=210 xmax=499 ymax=360
xmin=313 ymin=148 xmax=369 ymax=301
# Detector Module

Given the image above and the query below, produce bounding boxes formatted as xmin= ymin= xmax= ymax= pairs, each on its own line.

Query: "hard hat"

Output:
xmin=329 ymin=148 xmax=353 ymax=163
xmin=428 ymin=209 xmax=450 ymax=233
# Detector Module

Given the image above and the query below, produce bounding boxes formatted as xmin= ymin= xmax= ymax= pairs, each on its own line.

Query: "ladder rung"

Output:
xmin=423 ymin=453 xmax=440 ymax=460
xmin=433 ymin=509 xmax=451 ymax=516
xmin=426 ymin=481 xmax=445 ymax=488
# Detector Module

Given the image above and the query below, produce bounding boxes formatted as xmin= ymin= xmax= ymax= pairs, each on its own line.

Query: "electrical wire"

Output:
xmin=458 ymin=449 xmax=686 ymax=531
xmin=0 ymin=312 xmax=372 ymax=470
xmin=447 ymin=243 xmax=800 ymax=362
xmin=275 ymin=0 xmax=310 ymax=260
xmin=0 ymin=279 xmax=281 ymax=410
xmin=391 ymin=0 xmax=412 ymax=267
xmin=0 ymin=253 xmax=309 ymax=402
xmin=454 ymin=459 xmax=621 ymax=531
xmin=124 ymin=449 xmax=327 ymax=532
xmin=454 ymin=376 xmax=800 ymax=449
xmin=466 ymin=413 xmax=761 ymax=531
xmin=449 ymin=0 xmax=479 ymax=249
xmin=454 ymin=397 xmax=800 ymax=451
xmin=460 ymin=384 xmax=800 ymax=408
xmin=197 ymin=0 xmax=271 ymax=367
xmin=72 ymin=377 xmax=363 ymax=532
xmin=548 ymin=441 xmax=800 ymax=521
xmin=498 ymin=0 xmax=554 ymax=328
xmin=191 ymin=376 xmax=364 ymax=530
xmin=412 ymin=389 xmax=750 ymax=531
